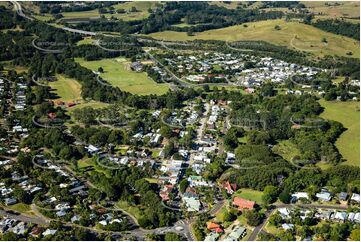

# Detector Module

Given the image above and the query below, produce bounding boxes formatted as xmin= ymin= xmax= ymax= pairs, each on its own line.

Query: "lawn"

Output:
xmin=75 ymin=57 xmax=169 ymax=95
xmin=48 ymin=74 xmax=82 ymax=102
xmin=148 ymin=19 xmax=359 ymax=58
xmin=233 ymin=188 xmax=264 ymax=204
xmin=319 ymin=99 xmax=360 ymax=166
xmin=67 ymin=101 xmax=109 ymax=113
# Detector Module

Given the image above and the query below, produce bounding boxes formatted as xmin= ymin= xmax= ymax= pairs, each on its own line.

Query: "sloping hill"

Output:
xmin=148 ymin=19 xmax=359 ymax=58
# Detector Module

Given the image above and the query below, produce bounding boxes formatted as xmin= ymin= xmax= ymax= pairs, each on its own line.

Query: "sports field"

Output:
xmin=148 ymin=19 xmax=359 ymax=58
xmin=48 ymin=74 xmax=82 ymax=102
xmin=75 ymin=57 xmax=169 ymax=95
xmin=319 ymin=99 xmax=360 ymax=167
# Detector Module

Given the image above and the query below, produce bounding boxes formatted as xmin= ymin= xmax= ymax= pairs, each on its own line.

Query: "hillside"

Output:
xmin=148 ymin=19 xmax=360 ymax=58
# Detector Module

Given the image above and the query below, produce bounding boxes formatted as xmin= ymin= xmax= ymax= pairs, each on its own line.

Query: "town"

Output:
xmin=0 ymin=0 xmax=360 ymax=241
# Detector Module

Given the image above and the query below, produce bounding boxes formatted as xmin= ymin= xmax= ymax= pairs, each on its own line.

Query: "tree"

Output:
xmin=350 ymin=228 xmax=360 ymax=241
xmin=164 ymin=232 xmax=182 ymax=241
xmin=98 ymin=67 xmax=104 ymax=73
xmin=244 ymin=210 xmax=264 ymax=226
xmin=274 ymin=25 xmax=281 ymax=30
xmin=268 ymin=212 xmax=282 ymax=226
xmin=262 ymin=185 xmax=279 ymax=204
xmin=160 ymin=125 xmax=172 ymax=139
xmin=279 ymin=190 xmax=291 ymax=204
xmin=179 ymin=179 xmax=189 ymax=193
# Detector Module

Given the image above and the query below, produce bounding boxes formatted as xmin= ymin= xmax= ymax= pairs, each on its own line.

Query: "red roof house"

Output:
xmin=207 ymin=222 xmax=223 ymax=233
xmin=232 ymin=197 xmax=255 ymax=211
xmin=222 ymin=181 xmax=237 ymax=194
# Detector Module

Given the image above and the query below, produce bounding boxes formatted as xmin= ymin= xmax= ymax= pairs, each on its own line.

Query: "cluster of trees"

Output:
xmin=37 ymin=1 xmax=117 ymax=14
xmin=89 ymin=167 xmax=179 ymax=229
xmin=70 ymin=125 xmax=125 ymax=147
xmin=268 ymin=209 xmax=359 ymax=241
xmin=311 ymin=19 xmax=360 ymax=40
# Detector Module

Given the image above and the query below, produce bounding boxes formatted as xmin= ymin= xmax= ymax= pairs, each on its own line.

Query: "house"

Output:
xmin=206 ymin=222 xmax=223 ymax=233
xmin=130 ymin=61 xmax=143 ymax=72
xmin=278 ymin=208 xmax=291 ymax=219
xmin=204 ymin=232 xmax=220 ymax=241
xmin=222 ymin=181 xmax=237 ymax=194
xmin=338 ymin=192 xmax=348 ymax=201
xmin=159 ymin=184 xmax=174 ymax=201
xmin=10 ymin=222 xmax=27 ymax=235
xmin=85 ymin=144 xmax=100 ymax=155
xmin=188 ymin=176 xmax=210 ymax=187
xmin=43 ymin=229 xmax=57 ymax=236
xmin=291 ymin=192 xmax=309 ymax=203
xmin=333 ymin=212 xmax=348 ymax=222
xmin=4 ymin=198 xmax=17 ymax=206
xmin=232 ymin=197 xmax=255 ymax=211
xmin=351 ymin=193 xmax=360 ymax=203
xmin=183 ymin=188 xmax=201 ymax=212
xmin=316 ymin=191 xmax=332 ymax=201
xmin=225 ymin=226 xmax=246 ymax=241
xmin=30 ymin=227 xmax=43 ymax=237
xmin=282 ymin=223 xmax=294 ymax=230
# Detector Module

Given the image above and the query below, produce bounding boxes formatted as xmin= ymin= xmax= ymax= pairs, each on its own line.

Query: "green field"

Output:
xmin=6 ymin=203 xmax=32 ymax=214
xmin=319 ymin=99 xmax=360 ymax=166
xmin=302 ymin=1 xmax=360 ymax=19
xmin=60 ymin=1 xmax=158 ymax=21
xmin=75 ymin=57 xmax=169 ymax=95
xmin=233 ymin=188 xmax=264 ymax=204
xmin=48 ymin=74 xmax=82 ymax=102
xmin=148 ymin=19 xmax=359 ymax=58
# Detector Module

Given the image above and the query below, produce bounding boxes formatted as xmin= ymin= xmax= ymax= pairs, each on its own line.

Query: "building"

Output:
xmin=338 ymin=192 xmax=348 ymax=201
xmin=206 ymin=222 xmax=223 ymax=233
xmin=204 ymin=232 xmax=220 ymax=241
xmin=222 ymin=181 xmax=237 ymax=194
xmin=232 ymin=197 xmax=255 ymax=211
xmin=316 ymin=191 xmax=332 ymax=201
xmin=225 ymin=226 xmax=246 ymax=241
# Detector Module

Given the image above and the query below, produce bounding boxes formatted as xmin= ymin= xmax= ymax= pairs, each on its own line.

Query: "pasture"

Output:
xmin=319 ymin=99 xmax=360 ymax=167
xmin=75 ymin=57 xmax=169 ymax=95
xmin=48 ymin=74 xmax=82 ymax=102
xmin=148 ymin=19 xmax=360 ymax=58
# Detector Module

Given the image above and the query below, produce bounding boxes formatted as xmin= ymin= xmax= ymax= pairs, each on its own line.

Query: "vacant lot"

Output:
xmin=148 ymin=19 xmax=359 ymax=58
xmin=75 ymin=57 xmax=169 ymax=95
xmin=319 ymin=99 xmax=360 ymax=166
xmin=48 ymin=74 xmax=82 ymax=102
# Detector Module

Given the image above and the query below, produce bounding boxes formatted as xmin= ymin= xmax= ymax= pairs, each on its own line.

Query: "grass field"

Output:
xmin=75 ymin=57 xmax=169 ymax=95
xmin=60 ymin=1 xmax=158 ymax=21
xmin=48 ymin=74 xmax=82 ymax=102
xmin=302 ymin=1 xmax=360 ymax=19
xmin=76 ymin=37 xmax=94 ymax=46
xmin=6 ymin=203 xmax=32 ymax=214
xmin=117 ymin=201 xmax=143 ymax=221
xmin=148 ymin=19 xmax=359 ymax=58
xmin=319 ymin=99 xmax=360 ymax=166
xmin=233 ymin=188 xmax=264 ymax=204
